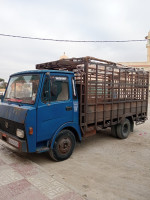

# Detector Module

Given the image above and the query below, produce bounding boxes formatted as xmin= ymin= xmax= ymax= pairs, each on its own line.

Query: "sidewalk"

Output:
xmin=0 ymin=141 xmax=85 ymax=200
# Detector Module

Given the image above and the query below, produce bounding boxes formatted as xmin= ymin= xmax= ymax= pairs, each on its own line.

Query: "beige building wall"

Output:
xmin=146 ymin=31 xmax=150 ymax=63
xmin=120 ymin=31 xmax=150 ymax=76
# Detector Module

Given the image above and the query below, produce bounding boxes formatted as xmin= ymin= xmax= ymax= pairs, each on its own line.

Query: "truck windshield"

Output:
xmin=4 ymin=74 xmax=40 ymax=104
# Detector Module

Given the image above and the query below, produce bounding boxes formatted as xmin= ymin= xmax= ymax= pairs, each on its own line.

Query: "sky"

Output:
xmin=0 ymin=0 xmax=150 ymax=81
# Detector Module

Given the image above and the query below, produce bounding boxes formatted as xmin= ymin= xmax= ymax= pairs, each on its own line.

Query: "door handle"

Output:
xmin=66 ymin=106 xmax=72 ymax=111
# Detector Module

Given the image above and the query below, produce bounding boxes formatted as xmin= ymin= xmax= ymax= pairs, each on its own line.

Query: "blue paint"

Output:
xmin=0 ymin=102 xmax=27 ymax=123
xmin=0 ymin=70 xmax=82 ymax=153
xmin=50 ymin=122 xmax=82 ymax=148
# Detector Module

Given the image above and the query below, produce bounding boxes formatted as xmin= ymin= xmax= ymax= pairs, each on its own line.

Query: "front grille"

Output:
xmin=0 ymin=117 xmax=25 ymax=138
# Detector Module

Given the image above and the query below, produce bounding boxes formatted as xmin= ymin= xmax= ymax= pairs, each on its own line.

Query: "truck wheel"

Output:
xmin=49 ymin=129 xmax=76 ymax=161
xmin=116 ymin=118 xmax=131 ymax=139
xmin=111 ymin=125 xmax=118 ymax=138
xmin=130 ymin=120 xmax=134 ymax=132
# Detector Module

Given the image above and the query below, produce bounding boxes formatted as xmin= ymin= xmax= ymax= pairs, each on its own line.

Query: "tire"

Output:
xmin=111 ymin=125 xmax=118 ymax=138
xmin=116 ymin=118 xmax=131 ymax=139
xmin=130 ymin=120 xmax=134 ymax=132
xmin=49 ymin=129 xmax=76 ymax=161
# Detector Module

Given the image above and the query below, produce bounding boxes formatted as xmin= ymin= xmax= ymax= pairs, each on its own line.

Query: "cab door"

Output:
xmin=37 ymin=73 xmax=73 ymax=143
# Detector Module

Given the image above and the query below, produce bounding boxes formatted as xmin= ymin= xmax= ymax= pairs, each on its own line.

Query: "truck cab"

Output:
xmin=0 ymin=70 xmax=81 ymax=161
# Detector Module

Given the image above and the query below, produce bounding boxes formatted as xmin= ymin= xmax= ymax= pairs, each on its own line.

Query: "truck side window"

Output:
xmin=50 ymin=76 xmax=69 ymax=101
xmin=41 ymin=77 xmax=50 ymax=103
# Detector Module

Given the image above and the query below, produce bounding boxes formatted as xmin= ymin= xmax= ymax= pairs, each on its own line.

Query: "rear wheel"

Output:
xmin=111 ymin=125 xmax=118 ymax=138
xmin=116 ymin=118 xmax=131 ymax=139
xmin=49 ymin=129 xmax=76 ymax=161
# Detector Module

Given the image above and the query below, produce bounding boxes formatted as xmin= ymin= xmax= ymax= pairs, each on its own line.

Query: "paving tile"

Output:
xmin=0 ymin=179 xmax=31 ymax=200
xmin=12 ymin=189 xmax=50 ymax=200
xmin=27 ymin=171 xmax=70 ymax=199
xmin=10 ymin=160 xmax=39 ymax=177
xmin=0 ymin=142 xmax=83 ymax=200
xmin=52 ymin=191 xmax=85 ymax=200
xmin=0 ymin=158 xmax=6 ymax=166
xmin=0 ymin=165 xmax=23 ymax=186
xmin=0 ymin=150 xmax=20 ymax=165
xmin=0 ymin=143 xmax=32 ymax=165
xmin=0 ymin=179 xmax=50 ymax=200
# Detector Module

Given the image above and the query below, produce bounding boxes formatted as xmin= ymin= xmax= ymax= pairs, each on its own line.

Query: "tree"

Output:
xmin=0 ymin=78 xmax=7 ymax=89
xmin=0 ymin=78 xmax=4 ymax=82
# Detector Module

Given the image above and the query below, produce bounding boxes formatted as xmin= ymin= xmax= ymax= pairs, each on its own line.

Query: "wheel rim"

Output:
xmin=123 ymin=123 xmax=128 ymax=134
xmin=58 ymin=137 xmax=72 ymax=155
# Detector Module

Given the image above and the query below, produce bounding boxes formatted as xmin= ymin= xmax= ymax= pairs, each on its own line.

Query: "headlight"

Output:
xmin=16 ymin=129 xmax=24 ymax=139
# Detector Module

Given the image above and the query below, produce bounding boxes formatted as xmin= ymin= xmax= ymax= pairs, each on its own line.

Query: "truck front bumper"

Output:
xmin=0 ymin=129 xmax=28 ymax=152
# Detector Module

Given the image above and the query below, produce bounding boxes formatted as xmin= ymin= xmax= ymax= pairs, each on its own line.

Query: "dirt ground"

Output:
xmin=3 ymin=102 xmax=150 ymax=200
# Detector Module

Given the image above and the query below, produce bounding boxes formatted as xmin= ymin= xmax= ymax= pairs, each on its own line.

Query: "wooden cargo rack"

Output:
xmin=36 ymin=57 xmax=149 ymax=137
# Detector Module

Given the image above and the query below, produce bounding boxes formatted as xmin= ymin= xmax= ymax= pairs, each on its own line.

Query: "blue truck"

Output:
xmin=0 ymin=57 xmax=149 ymax=161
